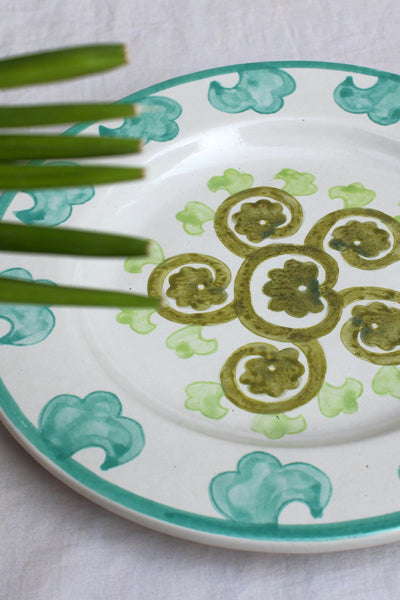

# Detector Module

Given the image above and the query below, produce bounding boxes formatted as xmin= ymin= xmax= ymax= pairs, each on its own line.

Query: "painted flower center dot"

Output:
xmin=259 ymin=219 xmax=267 ymax=225
xmin=267 ymin=364 xmax=276 ymax=372
xmin=371 ymin=322 xmax=379 ymax=330
xmin=198 ymin=284 xmax=205 ymax=290
xmin=298 ymin=285 xmax=307 ymax=292
xmin=353 ymin=239 xmax=361 ymax=246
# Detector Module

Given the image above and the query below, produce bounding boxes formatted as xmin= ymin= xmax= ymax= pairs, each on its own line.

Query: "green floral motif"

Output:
xmin=99 ymin=96 xmax=182 ymax=144
xmin=318 ymin=378 xmax=363 ymax=417
xmin=124 ymin=240 xmax=164 ymax=274
xmin=240 ymin=347 xmax=305 ymax=397
xmin=16 ymin=161 xmax=95 ymax=226
xmin=262 ymin=259 xmax=323 ymax=318
xmin=39 ymin=391 xmax=145 ymax=470
xmin=232 ymin=199 xmax=286 ymax=242
xmin=207 ymin=168 xmax=254 ymax=195
xmin=184 ymin=382 xmax=228 ymax=419
xmin=116 ymin=307 xmax=157 ymax=334
xmin=208 ymin=68 xmax=296 ymax=114
xmin=373 ymin=366 xmax=400 ymax=398
xmin=0 ymin=268 xmax=55 ymax=346
xmin=328 ymin=183 xmax=376 ymax=209
xmin=210 ymin=451 xmax=332 ymax=524
xmin=329 ymin=220 xmax=391 ymax=258
xmin=351 ymin=302 xmax=400 ymax=351
xmin=167 ymin=266 xmax=228 ymax=310
xmin=334 ymin=76 xmax=400 ymax=126
xmin=251 ymin=413 xmax=307 ymax=439
xmin=274 ymin=168 xmax=318 ymax=196
xmin=166 ymin=325 xmax=218 ymax=358
xmin=176 ymin=201 xmax=215 ymax=235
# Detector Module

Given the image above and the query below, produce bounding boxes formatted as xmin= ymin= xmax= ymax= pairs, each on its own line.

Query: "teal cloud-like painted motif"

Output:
xmin=124 ymin=240 xmax=164 ymax=274
xmin=210 ymin=451 xmax=332 ymax=524
xmin=274 ymin=169 xmax=318 ymax=196
xmin=116 ymin=306 xmax=157 ymax=334
xmin=334 ymin=76 xmax=400 ymax=125
xmin=251 ymin=413 xmax=307 ymax=439
xmin=207 ymin=168 xmax=254 ymax=195
xmin=176 ymin=202 xmax=215 ymax=235
xmin=185 ymin=382 xmax=228 ymax=419
xmin=166 ymin=325 xmax=218 ymax=358
xmin=208 ymin=68 xmax=296 ymax=114
xmin=15 ymin=161 xmax=94 ymax=226
xmin=38 ymin=391 xmax=145 ymax=470
xmin=99 ymin=96 xmax=182 ymax=144
xmin=0 ymin=268 xmax=55 ymax=345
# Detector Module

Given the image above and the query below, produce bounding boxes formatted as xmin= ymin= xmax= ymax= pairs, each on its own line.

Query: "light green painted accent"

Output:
xmin=251 ymin=413 xmax=307 ymax=439
xmin=373 ymin=366 xmax=400 ymax=398
xmin=274 ymin=168 xmax=318 ymax=196
xmin=176 ymin=201 xmax=215 ymax=235
xmin=207 ymin=168 xmax=254 ymax=195
xmin=124 ymin=240 xmax=164 ymax=274
xmin=116 ymin=307 xmax=157 ymax=334
xmin=185 ymin=382 xmax=228 ymax=419
xmin=318 ymin=378 xmax=363 ymax=417
xmin=328 ymin=183 xmax=376 ymax=208
xmin=166 ymin=325 xmax=218 ymax=358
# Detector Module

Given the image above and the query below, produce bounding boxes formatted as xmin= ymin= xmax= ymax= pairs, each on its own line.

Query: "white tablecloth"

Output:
xmin=2 ymin=1 xmax=400 ymax=597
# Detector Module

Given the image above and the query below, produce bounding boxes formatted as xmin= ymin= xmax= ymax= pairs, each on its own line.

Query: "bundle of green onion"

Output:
xmin=0 ymin=44 xmax=158 ymax=309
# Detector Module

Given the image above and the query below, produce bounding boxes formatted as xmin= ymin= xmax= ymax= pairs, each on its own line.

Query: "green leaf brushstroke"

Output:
xmin=318 ymin=378 xmax=363 ymax=417
xmin=328 ymin=183 xmax=375 ymax=208
xmin=116 ymin=307 xmax=157 ymax=334
xmin=207 ymin=168 xmax=254 ymax=195
xmin=166 ymin=325 xmax=218 ymax=358
xmin=124 ymin=240 xmax=164 ymax=274
xmin=373 ymin=366 xmax=400 ymax=398
xmin=176 ymin=201 xmax=215 ymax=235
xmin=274 ymin=168 xmax=318 ymax=196
xmin=185 ymin=382 xmax=228 ymax=419
xmin=251 ymin=413 xmax=307 ymax=439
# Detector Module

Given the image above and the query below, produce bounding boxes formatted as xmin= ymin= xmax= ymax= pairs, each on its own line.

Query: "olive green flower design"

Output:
xmin=138 ymin=183 xmax=400 ymax=416
xmin=232 ymin=199 xmax=286 ymax=243
xmin=240 ymin=347 xmax=305 ymax=397
xmin=262 ymin=259 xmax=323 ymax=318
xmin=166 ymin=266 xmax=228 ymax=310
xmin=329 ymin=220 xmax=390 ymax=258
xmin=351 ymin=302 xmax=400 ymax=351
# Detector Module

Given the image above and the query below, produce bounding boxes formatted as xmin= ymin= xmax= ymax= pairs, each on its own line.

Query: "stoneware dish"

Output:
xmin=1 ymin=61 xmax=400 ymax=553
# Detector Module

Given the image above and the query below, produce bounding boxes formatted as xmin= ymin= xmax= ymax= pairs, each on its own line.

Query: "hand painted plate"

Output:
xmin=2 ymin=61 xmax=400 ymax=553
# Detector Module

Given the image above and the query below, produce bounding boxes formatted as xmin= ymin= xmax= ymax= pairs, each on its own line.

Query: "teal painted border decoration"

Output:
xmin=1 ymin=377 xmax=400 ymax=542
xmin=1 ymin=61 xmax=398 ymax=219
xmin=2 ymin=61 xmax=400 ymax=544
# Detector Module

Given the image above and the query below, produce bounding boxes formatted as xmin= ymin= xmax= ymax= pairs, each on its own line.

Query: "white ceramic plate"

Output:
xmin=2 ymin=61 xmax=400 ymax=553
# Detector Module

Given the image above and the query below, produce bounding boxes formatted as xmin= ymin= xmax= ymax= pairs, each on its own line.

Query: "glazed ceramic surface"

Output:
xmin=2 ymin=62 xmax=400 ymax=552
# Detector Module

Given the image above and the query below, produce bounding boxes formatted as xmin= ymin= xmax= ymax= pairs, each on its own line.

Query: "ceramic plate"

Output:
xmin=3 ymin=61 xmax=400 ymax=553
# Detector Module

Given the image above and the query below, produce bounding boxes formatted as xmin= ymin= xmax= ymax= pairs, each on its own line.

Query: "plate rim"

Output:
xmin=2 ymin=60 xmax=400 ymax=551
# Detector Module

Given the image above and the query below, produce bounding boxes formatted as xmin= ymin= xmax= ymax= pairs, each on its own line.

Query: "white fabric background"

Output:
xmin=1 ymin=1 xmax=400 ymax=598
